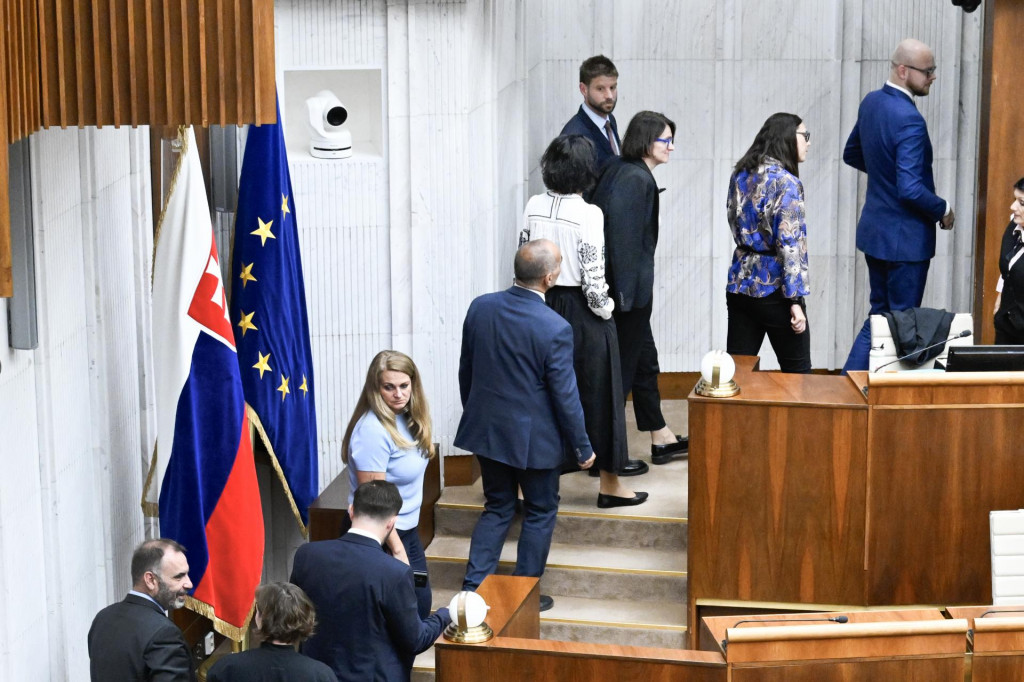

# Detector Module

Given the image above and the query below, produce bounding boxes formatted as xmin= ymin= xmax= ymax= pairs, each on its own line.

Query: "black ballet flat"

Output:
xmin=651 ymin=436 xmax=688 ymax=464
xmin=597 ymin=491 xmax=649 ymax=508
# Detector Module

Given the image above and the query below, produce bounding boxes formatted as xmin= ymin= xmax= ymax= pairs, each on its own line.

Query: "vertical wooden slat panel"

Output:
xmin=72 ymin=0 xmax=87 ymax=124
xmin=197 ymin=0 xmax=208 ymax=126
xmin=107 ymin=0 xmax=120 ymax=125
xmin=215 ymin=0 xmax=226 ymax=124
xmin=256 ymin=0 xmax=274 ymax=121
xmin=91 ymin=0 xmax=105 ymax=126
xmin=30 ymin=0 xmax=276 ymax=131
xmin=178 ymin=0 xmax=190 ymax=123
xmin=144 ymin=0 xmax=157 ymax=125
xmin=0 ymin=2 xmax=12 ymax=298
xmin=234 ymin=0 xmax=243 ymax=124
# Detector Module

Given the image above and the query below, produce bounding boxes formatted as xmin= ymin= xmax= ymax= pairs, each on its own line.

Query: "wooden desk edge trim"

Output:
xmin=868 ymin=371 xmax=1024 ymax=386
xmin=727 ymin=619 xmax=969 ymax=643
xmin=974 ymin=616 xmax=1024 ymax=632
xmin=476 ymin=637 xmax=726 ymax=666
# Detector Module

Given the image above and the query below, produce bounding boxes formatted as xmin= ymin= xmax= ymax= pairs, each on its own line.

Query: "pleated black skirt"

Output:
xmin=546 ymin=285 xmax=629 ymax=474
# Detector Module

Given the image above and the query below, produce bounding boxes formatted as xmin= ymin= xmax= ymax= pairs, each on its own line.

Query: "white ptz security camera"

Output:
xmin=305 ymin=90 xmax=353 ymax=159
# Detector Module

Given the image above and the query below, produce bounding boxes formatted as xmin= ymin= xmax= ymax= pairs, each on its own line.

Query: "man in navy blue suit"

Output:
xmin=560 ymin=55 xmax=621 ymax=172
xmin=842 ymin=38 xmax=955 ymax=372
xmin=457 ymin=240 xmax=596 ymax=611
xmin=290 ymin=481 xmax=450 ymax=682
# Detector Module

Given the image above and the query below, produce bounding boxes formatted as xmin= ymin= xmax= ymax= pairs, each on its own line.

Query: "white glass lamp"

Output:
xmin=442 ymin=591 xmax=493 ymax=643
xmin=695 ymin=350 xmax=740 ymax=397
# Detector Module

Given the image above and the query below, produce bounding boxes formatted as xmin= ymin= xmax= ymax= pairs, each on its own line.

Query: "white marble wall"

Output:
xmin=273 ymin=0 xmax=984 ymax=481
xmin=526 ymin=0 xmax=983 ymax=370
xmin=0 ymin=127 xmax=153 ymax=681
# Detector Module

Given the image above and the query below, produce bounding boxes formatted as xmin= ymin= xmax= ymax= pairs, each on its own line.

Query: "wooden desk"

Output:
xmin=947 ymin=606 xmax=1024 ymax=681
xmin=688 ymin=358 xmax=1024 ymax=646
xmin=703 ymin=609 xmax=967 ymax=681
xmin=435 ymin=575 xmax=727 ymax=681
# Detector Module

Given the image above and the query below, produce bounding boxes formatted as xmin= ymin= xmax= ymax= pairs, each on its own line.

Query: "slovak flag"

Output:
xmin=145 ymin=126 xmax=265 ymax=639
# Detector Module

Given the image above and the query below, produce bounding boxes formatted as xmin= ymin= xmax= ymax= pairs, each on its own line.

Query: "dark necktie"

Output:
xmin=604 ymin=120 xmax=618 ymax=155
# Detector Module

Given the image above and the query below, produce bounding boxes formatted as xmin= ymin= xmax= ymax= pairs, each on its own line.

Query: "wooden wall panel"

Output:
xmin=976 ymin=0 xmax=1024 ymax=342
xmin=688 ymin=399 xmax=869 ymax=617
xmin=34 ymin=0 xmax=275 ymax=129
xmin=867 ymin=404 xmax=1024 ymax=605
xmin=0 ymin=0 xmax=275 ymax=298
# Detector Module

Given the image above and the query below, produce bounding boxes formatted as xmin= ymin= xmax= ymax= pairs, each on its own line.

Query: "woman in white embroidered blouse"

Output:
xmin=518 ymin=135 xmax=648 ymax=509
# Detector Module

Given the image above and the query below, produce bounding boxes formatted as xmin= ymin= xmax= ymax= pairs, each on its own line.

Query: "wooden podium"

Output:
xmin=947 ymin=606 xmax=1024 ymax=681
xmin=688 ymin=357 xmax=1024 ymax=646
xmin=702 ymin=609 xmax=968 ymax=681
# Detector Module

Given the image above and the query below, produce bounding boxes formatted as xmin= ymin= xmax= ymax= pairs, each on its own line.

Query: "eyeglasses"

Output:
xmin=655 ymin=137 xmax=674 ymax=145
xmin=902 ymin=64 xmax=937 ymax=77
xmin=797 ymin=131 xmax=811 ymax=142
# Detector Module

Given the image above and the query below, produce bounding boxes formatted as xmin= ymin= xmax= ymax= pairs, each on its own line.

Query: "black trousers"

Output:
xmin=726 ymin=291 xmax=811 ymax=374
xmin=995 ymin=327 xmax=1024 ymax=344
xmin=613 ymin=301 xmax=667 ymax=432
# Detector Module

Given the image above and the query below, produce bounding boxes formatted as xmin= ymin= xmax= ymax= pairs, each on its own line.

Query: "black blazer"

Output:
xmin=206 ymin=642 xmax=335 ymax=682
xmin=88 ymin=594 xmax=197 ymax=682
xmin=590 ymin=158 xmax=660 ymax=312
xmin=290 ymin=533 xmax=450 ymax=682
xmin=560 ymin=105 xmax=621 ymax=171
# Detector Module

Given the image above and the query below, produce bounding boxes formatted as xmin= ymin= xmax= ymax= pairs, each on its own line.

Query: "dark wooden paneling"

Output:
xmin=35 ymin=0 xmax=276 ymax=129
xmin=730 ymin=658 xmax=963 ymax=682
xmin=444 ymin=454 xmax=480 ymax=487
xmin=688 ymin=399 xmax=869 ymax=606
xmin=418 ymin=449 xmax=441 ymax=548
xmin=976 ymin=0 xmax=1024 ymax=342
xmin=867 ymin=404 xmax=1024 ymax=605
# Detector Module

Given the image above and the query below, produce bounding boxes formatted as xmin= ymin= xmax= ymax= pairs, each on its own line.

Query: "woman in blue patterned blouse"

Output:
xmin=726 ymin=112 xmax=812 ymax=373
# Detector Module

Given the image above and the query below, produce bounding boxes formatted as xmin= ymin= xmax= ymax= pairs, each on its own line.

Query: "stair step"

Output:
xmin=435 ymin=503 xmax=687 ymax=551
xmin=427 ymin=536 xmax=686 ymax=602
xmin=440 ymin=460 xmax=689 ymax=520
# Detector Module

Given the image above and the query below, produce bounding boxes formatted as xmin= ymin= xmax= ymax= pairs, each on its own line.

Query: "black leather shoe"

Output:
xmin=539 ymin=594 xmax=554 ymax=611
xmin=651 ymin=436 xmax=688 ymax=464
xmin=588 ymin=458 xmax=649 ymax=477
xmin=597 ymin=491 xmax=649 ymax=508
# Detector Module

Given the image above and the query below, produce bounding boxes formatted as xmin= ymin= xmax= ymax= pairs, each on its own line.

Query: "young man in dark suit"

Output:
xmin=560 ymin=55 xmax=621 ymax=172
xmin=290 ymin=480 xmax=450 ymax=682
xmin=842 ymin=38 xmax=955 ymax=372
xmin=457 ymin=240 xmax=596 ymax=611
xmin=88 ymin=538 xmax=197 ymax=682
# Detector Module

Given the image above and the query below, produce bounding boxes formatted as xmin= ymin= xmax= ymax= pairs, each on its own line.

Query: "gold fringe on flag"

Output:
xmin=247 ymin=403 xmax=310 ymax=538
xmin=185 ymin=595 xmax=256 ymax=643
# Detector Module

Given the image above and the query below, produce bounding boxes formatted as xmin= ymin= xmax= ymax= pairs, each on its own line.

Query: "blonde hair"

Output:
xmin=341 ymin=350 xmax=434 ymax=464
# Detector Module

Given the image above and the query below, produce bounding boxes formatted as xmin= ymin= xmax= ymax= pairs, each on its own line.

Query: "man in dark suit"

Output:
xmin=457 ymin=240 xmax=596 ymax=611
xmin=560 ymin=55 xmax=621 ymax=173
xmin=88 ymin=538 xmax=197 ymax=682
xmin=290 ymin=480 xmax=450 ymax=682
xmin=842 ymin=38 xmax=955 ymax=372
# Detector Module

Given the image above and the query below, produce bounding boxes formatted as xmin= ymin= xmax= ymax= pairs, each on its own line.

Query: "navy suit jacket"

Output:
xmin=290 ymin=533 xmax=449 ymax=682
xmin=844 ymin=84 xmax=947 ymax=262
xmin=88 ymin=594 xmax=196 ymax=682
xmin=455 ymin=286 xmax=591 ymax=470
xmin=561 ymin=105 xmax=621 ymax=172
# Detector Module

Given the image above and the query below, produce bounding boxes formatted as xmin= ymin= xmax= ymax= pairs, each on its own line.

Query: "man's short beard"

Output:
xmin=154 ymin=577 xmax=187 ymax=611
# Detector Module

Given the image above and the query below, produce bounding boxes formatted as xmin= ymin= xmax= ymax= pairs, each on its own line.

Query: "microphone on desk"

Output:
xmin=720 ymin=615 xmax=848 ymax=651
xmin=872 ymin=330 xmax=972 ymax=373
xmin=978 ymin=608 xmax=1024 ymax=618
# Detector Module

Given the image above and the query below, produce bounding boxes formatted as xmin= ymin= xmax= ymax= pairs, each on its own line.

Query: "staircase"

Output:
xmin=413 ymin=402 xmax=689 ymax=680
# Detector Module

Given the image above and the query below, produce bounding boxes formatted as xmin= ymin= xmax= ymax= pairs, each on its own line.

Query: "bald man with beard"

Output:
xmin=842 ymin=38 xmax=955 ymax=372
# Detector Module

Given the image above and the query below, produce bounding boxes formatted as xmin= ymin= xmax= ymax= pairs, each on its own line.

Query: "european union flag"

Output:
xmin=231 ymin=100 xmax=318 ymax=533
